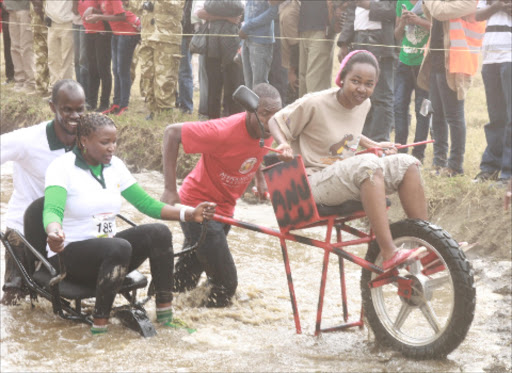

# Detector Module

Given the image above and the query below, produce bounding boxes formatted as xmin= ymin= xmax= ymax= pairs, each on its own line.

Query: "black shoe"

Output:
xmin=474 ymin=170 xmax=500 ymax=182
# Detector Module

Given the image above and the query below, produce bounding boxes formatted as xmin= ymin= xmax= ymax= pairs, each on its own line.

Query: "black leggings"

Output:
xmin=49 ymin=223 xmax=173 ymax=319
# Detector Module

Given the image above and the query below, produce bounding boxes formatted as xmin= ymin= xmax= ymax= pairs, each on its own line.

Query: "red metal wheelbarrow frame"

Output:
xmin=212 ymin=155 xmax=423 ymax=336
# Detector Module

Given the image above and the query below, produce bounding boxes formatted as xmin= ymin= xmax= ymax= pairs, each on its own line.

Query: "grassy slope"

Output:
xmin=0 ymin=71 xmax=510 ymax=259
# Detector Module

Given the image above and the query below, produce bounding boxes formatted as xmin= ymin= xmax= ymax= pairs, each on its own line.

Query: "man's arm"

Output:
xmin=196 ymin=7 xmax=240 ymax=24
xmin=337 ymin=1 xmax=356 ymax=61
xmin=424 ymin=0 xmax=478 ymax=22
xmin=476 ymin=1 xmax=511 ymax=21
xmin=161 ymin=123 xmax=184 ymax=205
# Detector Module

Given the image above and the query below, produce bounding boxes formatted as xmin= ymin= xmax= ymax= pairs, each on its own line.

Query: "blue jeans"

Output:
xmin=479 ymin=62 xmax=512 ymax=180
xmin=362 ymin=57 xmax=395 ymax=142
xmin=241 ymin=40 xmax=273 ymax=89
xmin=394 ymin=62 xmax=430 ymax=160
xmin=429 ymin=71 xmax=466 ymax=173
xmin=73 ymin=24 xmax=89 ymax=100
xmin=111 ymin=34 xmax=139 ymax=108
xmin=178 ymin=36 xmax=193 ymax=113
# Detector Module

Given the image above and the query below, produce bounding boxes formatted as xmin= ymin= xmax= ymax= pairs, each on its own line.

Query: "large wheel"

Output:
xmin=361 ymin=219 xmax=476 ymax=359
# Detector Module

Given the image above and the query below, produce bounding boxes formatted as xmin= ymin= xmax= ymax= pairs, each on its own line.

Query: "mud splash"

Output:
xmin=1 ymin=166 xmax=511 ymax=372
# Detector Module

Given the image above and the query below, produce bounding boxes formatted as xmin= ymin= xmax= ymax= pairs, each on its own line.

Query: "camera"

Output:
xmin=143 ymin=1 xmax=154 ymax=12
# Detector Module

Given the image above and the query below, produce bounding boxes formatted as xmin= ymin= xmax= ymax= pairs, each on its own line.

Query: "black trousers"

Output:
xmin=2 ymin=11 xmax=14 ymax=81
xmin=173 ymin=220 xmax=236 ymax=307
xmin=49 ymin=223 xmax=174 ymax=319
xmin=85 ymin=32 xmax=112 ymax=109
xmin=205 ymin=57 xmax=243 ymax=119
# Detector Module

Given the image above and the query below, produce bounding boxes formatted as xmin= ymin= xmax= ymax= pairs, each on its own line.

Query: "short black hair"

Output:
xmin=253 ymin=83 xmax=282 ymax=105
xmin=51 ymin=79 xmax=84 ymax=104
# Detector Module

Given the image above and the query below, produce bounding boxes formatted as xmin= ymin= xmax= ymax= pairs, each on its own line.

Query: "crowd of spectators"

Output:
xmin=0 ymin=0 xmax=510 ymax=184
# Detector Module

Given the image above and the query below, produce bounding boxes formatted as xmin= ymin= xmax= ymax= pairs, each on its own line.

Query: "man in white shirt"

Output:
xmin=45 ymin=0 xmax=76 ymax=87
xmin=0 ymin=79 xmax=85 ymax=305
xmin=474 ymin=0 xmax=512 ymax=182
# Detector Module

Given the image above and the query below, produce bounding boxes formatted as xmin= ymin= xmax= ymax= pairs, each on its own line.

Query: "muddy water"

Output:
xmin=1 ymin=165 xmax=511 ymax=372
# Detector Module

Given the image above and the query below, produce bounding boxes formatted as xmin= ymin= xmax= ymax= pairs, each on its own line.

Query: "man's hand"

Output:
xmin=276 ymin=143 xmax=294 ymax=162
xmin=239 ymin=29 xmax=248 ymax=39
xmin=84 ymin=13 xmax=102 ymax=23
xmin=288 ymin=67 xmax=299 ymax=93
xmin=338 ymin=44 xmax=349 ymax=63
xmin=192 ymin=202 xmax=217 ymax=222
xmin=161 ymin=189 xmax=181 ymax=205
xmin=47 ymin=229 xmax=66 ymax=253
xmin=227 ymin=15 xmax=242 ymax=25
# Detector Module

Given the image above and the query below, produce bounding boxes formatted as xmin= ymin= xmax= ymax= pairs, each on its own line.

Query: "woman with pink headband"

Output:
xmin=269 ymin=50 xmax=428 ymax=270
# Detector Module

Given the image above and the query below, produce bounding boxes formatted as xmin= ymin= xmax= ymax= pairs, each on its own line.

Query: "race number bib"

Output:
xmin=92 ymin=213 xmax=117 ymax=238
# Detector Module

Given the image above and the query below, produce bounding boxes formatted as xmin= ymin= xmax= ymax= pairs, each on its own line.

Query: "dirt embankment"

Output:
xmin=2 ymin=95 xmax=510 ymax=260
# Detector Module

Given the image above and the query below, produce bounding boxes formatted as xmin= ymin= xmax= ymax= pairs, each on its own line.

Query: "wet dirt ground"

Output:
xmin=1 ymin=165 xmax=511 ymax=372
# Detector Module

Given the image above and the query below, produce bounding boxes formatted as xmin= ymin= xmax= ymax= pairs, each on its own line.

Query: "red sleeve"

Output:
xmin=182 ymin=120 xmax=225 ymax=155
xmin=111 ymin=0 xmax=126 ymax=15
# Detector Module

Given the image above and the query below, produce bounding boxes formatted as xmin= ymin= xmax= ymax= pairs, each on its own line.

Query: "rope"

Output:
xmin=2 ymin=19 xmax=511 ymax=53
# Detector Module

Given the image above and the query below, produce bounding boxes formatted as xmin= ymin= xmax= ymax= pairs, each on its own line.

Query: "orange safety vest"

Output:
xmin=449 ymin=18 xmax=486 ymax=75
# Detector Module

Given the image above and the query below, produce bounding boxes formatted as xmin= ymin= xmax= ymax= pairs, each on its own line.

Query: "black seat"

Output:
xmin=317 ymin=199 xmax=391 ymax=217
xmin=24 ymin=197 xmax=148 ymax=300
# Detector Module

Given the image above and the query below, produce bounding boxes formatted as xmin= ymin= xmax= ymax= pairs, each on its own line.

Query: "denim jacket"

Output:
xmin=240 ymin=0 xmax=278 ymax=44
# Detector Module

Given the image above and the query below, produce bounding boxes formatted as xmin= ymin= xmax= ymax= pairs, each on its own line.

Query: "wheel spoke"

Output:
xmin=425 ymin=275 xmax=450 ymax=291
xmin=394 ymin=302 xmax=413 ymax=331
xmin=419 ymin=302 xmax=441 ymax=334
xmin=407 ymin=260 xmax=422 ymax=275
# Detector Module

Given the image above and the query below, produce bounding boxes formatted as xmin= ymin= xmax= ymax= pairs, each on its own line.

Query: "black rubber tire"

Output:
xmin=361 ymin=219 xmax=476 ymax=359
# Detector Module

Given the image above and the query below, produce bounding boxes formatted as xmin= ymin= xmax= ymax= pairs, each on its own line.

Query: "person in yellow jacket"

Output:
xmin=417 ymin=0 xmax=484 ymax=177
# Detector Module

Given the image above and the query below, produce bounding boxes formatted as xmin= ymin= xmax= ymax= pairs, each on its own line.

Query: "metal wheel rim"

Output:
xmin=370 ymin=237 xmax=455 ymax=346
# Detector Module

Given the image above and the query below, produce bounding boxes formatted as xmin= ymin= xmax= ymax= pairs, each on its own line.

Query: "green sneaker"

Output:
xmin=162 ymin=317 xmax=196 ymax=334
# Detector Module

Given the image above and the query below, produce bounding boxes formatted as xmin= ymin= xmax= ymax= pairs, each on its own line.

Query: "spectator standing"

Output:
xmin=177 ymin=0 xmax=195 ymax=115
xmin=417 ymin=1 xmax=483 ymax=176
xmin=72 ymin=1 xmax=89 ymax=105
xmin=138 ymin=0 xmax=184 ymax=120
xmin=85 ymin=0 xmax=141 ymax=116
xmin=191 ymin=0 xmax=209 ymax=118
xmin=474 ymin=0 xmax=512 ymax=183
xmin=78 ymin=0 xmax=111 ymax=112
xmin=337 ymin=0 xmax=397 ymax=142
xmin=1 ymin=0 xmax=15 ymax=84
xmin=4 ymin=0 xmax=36 ymax=93
xmin=239 ymin=0 xmax=278 ymax=89
xmin=394 ymin=0 xmax=431 ymax=162
xmin=267 ymin=3 xmax=288 ymax=104
xmin=197 ymin=0 xmax=244 ymax=119
xmin=45 ymin=0 xmax=76 ymax=87
xmin=30 ymin=0 xmax=50 ymax=96
xmin=278 ymin=0 xmax=300 ymax=103
xmin=298 ymin=0 xmax=336 ymax=97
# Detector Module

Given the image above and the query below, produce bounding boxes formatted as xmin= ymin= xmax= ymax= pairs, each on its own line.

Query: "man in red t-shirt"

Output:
xmin=162 ymin=83 xmax=282 ymax=307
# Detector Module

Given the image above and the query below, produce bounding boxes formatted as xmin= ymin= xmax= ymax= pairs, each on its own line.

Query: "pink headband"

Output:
xmin=335 ymin=50 xmax=379 ymax=88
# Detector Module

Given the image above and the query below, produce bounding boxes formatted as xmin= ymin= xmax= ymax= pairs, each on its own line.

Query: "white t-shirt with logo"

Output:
xmin=1 ymin=121 xmax=71 ymax=232
xmin=45 ymin=151 xmax=136 ymax=257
